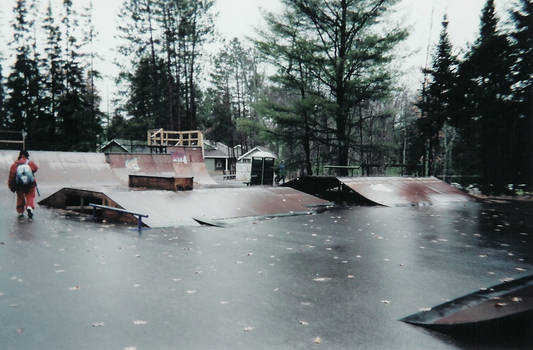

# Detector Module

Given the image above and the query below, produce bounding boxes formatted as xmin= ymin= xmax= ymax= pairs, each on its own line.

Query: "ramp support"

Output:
xmin=89 ymin=203 xmax=149 ymax=230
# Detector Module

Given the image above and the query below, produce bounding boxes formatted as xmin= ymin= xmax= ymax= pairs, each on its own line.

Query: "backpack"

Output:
xmin=15 ymin=160 xmax=35 ymax=188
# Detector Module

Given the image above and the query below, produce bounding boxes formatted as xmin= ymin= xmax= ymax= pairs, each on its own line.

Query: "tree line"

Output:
xmin=0 ymin=0 xmax=530 ymax=194
xmin=0 ymin=0 xmax=102 ymax=151
xmin=415 ymin=0 xmax=532 ymax=194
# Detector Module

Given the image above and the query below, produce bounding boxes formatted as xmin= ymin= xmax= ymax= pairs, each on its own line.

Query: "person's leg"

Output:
xmin=16 ymin=191 xmax=26 ymax=215
xmin=25 ymin=187 xmax=36 ymax=218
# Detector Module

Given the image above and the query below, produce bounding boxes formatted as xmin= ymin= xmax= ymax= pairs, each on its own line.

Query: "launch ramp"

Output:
xmin=285 ymin=176 xmax=471 ymax=207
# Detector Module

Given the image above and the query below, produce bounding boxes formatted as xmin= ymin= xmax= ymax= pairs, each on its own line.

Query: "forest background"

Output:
xmin=0 ymin=0 xmax=531 ymax=195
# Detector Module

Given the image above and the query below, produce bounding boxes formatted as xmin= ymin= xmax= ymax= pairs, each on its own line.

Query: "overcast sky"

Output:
xmin=0 ymin=0 xmax=514 ymax=113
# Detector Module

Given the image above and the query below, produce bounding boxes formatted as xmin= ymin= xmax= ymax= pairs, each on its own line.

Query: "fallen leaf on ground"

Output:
xmin=16 ymin=328 xmax=24 ymax=334
xmin=494 ymin=302 xmax=508 ymax=308
xmin=69 ymin=285 xmax=80 ymax=291
xmin=133 ymin=320 xmax=147 ymax=325
xmin=299 ymin=320 xmax=309 ymax=326
xmin=314 ymin=337 xmax=322 ymax=344
xmin=186 ymin=290 xmax=197 ymax=294
xmin=381 ymin=300 xmax=391 ymax=304
xmin=313 ymin=277 xmax=332 ymax=282
xmin=419 ymin=307 xmax=432 ymax=312
xmin=243 ymin=326 xmax=254 ymax=332
xmin=511 ymin=297 xmax=523 ymax=302
xmin=92 ymin=322 xmax=105 ymax=327
xmin=124 ymin=347 xmax=137 ymax=350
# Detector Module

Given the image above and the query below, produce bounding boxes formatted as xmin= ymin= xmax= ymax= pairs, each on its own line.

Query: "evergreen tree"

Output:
xmin=509 ymin=0 xmax=532 ymax=189
xmin=81 ymin=0 xmax=103 ymax=142
xmin=416 ymin=16 xmax=458 ymax=176
xmin=57 ymin=0 xmax=102 ymax=151
xmin=453 ymin=0 xmax=515 ymax=194
xmin=0 ymin=9 xmax=5 ymax=129
xmin=37 ymin=1 xmax=64 ymax=149
xmin=206 ymin=39 xmax=266 ymax=153
xmin=206 ymin=47 xmax=237 ymax=147
xmin=256 ymin=7 xmax=323 ymax=175
xmin=5 ymin=0 xmax=42 ymax=139
xmin=257 ymin=0 xmax=407 ymax=175
xmin=116 ymin=0 xmax=215 ymax=135
xmin=0 ymin=62 xmax=5 ymax=129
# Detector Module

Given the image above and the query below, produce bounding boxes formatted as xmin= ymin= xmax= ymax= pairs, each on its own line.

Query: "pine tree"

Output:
xmin=416 ymin=16 xmax=458 ymax=176
xmin=510 ymin=0 xmax=532 ymax=189
xmin=37 ymin=1 xmax=64 ymax=149
xmin=116 ymin=0 xmax=215 ymax=134
xmin=257 ymin=0 xmax=407 ymax=175
xmin=57 ymin=0 xmax=102 ymax=151
xmin=256 ymin=7 xmax=323 ymax=175
xmin=0 ymin=61 xmax=5 ymax=129
xmin=454 ymin=0 xmax=515 ymax=194
xmin=81 ymin=0 xmax=103 ymax=140
xmin=5 ymin=0 xmax=42 ymax=140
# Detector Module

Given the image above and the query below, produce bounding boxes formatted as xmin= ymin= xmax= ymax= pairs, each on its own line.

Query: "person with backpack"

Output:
xmin=8 ymin=150 xmax=39 ymax=218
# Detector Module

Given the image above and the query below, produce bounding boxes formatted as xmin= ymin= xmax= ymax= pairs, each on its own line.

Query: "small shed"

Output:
xmin=236 ymin=147 xmax=277 ymax=185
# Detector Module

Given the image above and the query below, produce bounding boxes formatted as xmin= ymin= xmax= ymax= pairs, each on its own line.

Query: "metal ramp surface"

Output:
xmin=39 ymin=186 xmax=330 ymax=227
xmin=285 ymin=176 xmax=471 ymax=207
xmin=0 ymin=149 xmax=217 ymax=195
xmin=401 ymin=274 xmax=533 ymax=330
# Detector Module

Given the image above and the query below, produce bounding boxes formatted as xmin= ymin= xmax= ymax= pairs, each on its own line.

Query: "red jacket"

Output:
xmin=8 ymin=156 xmax=38 ymax=192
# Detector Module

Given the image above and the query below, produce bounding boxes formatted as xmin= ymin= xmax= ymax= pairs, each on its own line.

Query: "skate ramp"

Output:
xmin=39 ymin=186 xmax=330 ymax=227
xmin=401 ymin=274 xmax=533 ymax=330
xmin=339 ymin=177 xmax=471 ymax=206
xmin=285 ymin=176 xmax=471 ymax=207
xmin=0 ymin=150 xmax=119 ymax=196
xmin=106 ymin=153 xmax=177 ymax=185
xmin=1 ymin=149 xmax=217 ymax=194
xmin=168 ymin=146 xmax=216 ymax=185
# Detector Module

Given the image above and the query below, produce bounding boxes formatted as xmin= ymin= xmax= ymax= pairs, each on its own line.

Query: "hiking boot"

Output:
xmin=27 ymin=207 xmax=33 ymax=219
xmin=18 ymin=213 xmax=24 ymax=218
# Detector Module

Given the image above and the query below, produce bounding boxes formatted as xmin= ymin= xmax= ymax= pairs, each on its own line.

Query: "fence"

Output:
xmin=0 ymin=130 xmax=25 ymax=150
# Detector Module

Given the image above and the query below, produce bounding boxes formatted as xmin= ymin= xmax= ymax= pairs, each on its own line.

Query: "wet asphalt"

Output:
xmin=1 ymin=188 xmax=532 ymax=350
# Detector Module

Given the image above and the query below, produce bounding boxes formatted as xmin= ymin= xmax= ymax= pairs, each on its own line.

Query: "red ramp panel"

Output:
xmin=339 ymin=177 xmax=471 ymax=207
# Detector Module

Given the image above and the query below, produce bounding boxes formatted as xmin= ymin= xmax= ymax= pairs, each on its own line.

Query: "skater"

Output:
xmin=8 ymin=150 xmax=39 ymax=218
xmin=275 ymin=160 xmax=286 ymax=185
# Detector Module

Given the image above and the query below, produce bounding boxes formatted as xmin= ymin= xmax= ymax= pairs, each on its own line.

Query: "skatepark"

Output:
xmin=1 ymin=148 xmax=532 ymax=349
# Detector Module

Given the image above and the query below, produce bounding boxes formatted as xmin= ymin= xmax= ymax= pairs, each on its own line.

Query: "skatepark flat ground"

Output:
xmin=1 ymin=188 xmax=532 ymax=349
